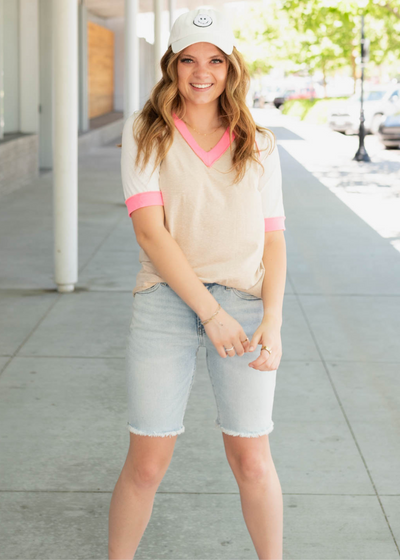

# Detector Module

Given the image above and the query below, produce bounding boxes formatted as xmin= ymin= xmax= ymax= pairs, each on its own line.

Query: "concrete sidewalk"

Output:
xmin=0 ymin=108 xmax=399 ymax=559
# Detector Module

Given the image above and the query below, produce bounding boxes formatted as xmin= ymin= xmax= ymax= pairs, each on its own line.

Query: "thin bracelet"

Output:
xmin=201 ymin=304 xmax=221 ymax=326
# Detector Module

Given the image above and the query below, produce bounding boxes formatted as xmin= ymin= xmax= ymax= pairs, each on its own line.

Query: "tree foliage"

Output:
xmin=231 ymin=0 xmax=400 ymax=85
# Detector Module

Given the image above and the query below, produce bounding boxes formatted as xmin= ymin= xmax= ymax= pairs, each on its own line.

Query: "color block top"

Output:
xmin=121 ymin=110 xmax=286 ymax=298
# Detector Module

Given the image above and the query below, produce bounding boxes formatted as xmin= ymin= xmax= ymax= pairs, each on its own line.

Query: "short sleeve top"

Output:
xmin=121 ymin=110 xmax=286 ymax=297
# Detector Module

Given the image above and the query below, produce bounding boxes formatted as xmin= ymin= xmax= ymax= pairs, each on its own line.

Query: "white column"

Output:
xmin=53 ymin=0 xmax=78 ymax=293
xmin=154 ymin=0 xmax=162 ymax=84
xmin=19 ymin=0 xmax=39 ymax=133
xmin=169 ymin=0 xmax=175 ymax=30
xmin=39 ymin=0 xmax=53 ymax=168
xmin=124 ymin=0 xmax=139 ymax=118
xmin=0 ymin=0 xmax=4 ymax=140
xmin=78 ymin=0 xmax=89 ymax=132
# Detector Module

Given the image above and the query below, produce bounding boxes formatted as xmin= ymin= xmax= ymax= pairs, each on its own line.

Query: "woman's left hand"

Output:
xmin=247 ymin=315 xmax=282 ymax=371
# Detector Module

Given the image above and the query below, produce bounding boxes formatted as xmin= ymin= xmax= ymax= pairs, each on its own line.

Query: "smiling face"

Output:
xmin=176 ymin=42 xmax=228 ymax=107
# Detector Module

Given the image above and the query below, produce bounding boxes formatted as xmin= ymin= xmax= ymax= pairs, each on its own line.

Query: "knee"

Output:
xmin=232 ymin=454 xmax=272 ymax=484
xmin=129 ymin=461 xmax=166 ymax=489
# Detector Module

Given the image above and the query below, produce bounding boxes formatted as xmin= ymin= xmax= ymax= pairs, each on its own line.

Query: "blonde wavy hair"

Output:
xmin=129 ymin=45 xmax=276 ymax=185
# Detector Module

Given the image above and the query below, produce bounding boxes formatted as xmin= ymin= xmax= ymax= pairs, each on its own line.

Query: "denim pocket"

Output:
xmin=134 ymin=283 xmax=161 ymax=296
xmin=231 ymin=287 xmax=262 ymax=301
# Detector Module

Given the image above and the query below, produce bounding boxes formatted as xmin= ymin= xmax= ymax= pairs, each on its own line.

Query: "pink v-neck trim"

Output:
xmin=172 ymin=112 xmax=235 ymax=168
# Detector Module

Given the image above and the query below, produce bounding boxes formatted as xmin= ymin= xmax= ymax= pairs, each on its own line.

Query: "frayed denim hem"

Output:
xmin=127 ymin=423 xmax=185 ymax=437
xmin=215 ymin=418 xmax=274 ymax=438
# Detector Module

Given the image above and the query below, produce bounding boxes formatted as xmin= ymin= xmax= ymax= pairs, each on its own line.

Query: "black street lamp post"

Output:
xmin=354 ymin=13 xmax=371 ymax=162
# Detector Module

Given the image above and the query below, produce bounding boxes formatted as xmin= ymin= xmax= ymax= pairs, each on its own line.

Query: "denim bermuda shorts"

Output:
xmin=125 ymin=282 xmax=277 ymax=438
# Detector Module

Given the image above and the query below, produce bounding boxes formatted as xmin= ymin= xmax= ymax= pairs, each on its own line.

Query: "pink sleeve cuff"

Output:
xmin=125 ymin=191 xmax=164 ymax=216
xmin=264 ymin=216 xmax=286 ymax=231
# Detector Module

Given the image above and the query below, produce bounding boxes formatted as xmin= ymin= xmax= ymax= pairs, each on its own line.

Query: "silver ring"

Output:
xmin=224 ymin=346 xmax=234 ymax=352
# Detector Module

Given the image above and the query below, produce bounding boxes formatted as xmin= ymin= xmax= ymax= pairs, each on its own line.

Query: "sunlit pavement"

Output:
xmin=0 ymin=108 xmax=399 ymax=559
xmin=254 ymin=105 xmax=400 ymax=253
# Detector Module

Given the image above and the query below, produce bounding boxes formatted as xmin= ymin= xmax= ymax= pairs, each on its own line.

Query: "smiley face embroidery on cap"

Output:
xmin=193 ymin=14 xmax=213 ymax=27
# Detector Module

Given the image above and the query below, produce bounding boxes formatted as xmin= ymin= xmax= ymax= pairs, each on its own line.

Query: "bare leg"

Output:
xmin=222 ymin=433 xmax=283 ymax=560
xmin=108 ymin=432 xmax=178 ymax=560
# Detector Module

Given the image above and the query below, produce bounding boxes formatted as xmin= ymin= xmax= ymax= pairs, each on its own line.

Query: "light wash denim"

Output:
xmin=125 ymin=282 xmax=277 ymax=438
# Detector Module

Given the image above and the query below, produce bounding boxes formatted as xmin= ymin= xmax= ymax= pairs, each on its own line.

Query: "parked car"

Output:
xmin=287 ymin=86 xmax=317 ymax=100
xmin=253 ymin=87 xmax=281 ymax=108
xmin=273 ymin=89 xmax=296 ymax=109
xmin=253 ymin=91 xmax=265 ymax=108
xmin=327 ymin=84 xmax=400 ymax=135
xmin=263 ymin=87 xmax=282 ymax=104
xmin=376 ymin=101 xmax=400 ymax=148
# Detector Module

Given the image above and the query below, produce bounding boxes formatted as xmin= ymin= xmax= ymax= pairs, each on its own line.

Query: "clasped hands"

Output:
xmin=204 ymin=309 xmax=282 ymax=372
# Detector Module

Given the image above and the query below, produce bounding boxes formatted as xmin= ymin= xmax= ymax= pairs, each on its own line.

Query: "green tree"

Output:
xmin=279 ymin=0 xmax=400 ymax=89
xmin=231 ymin=0 xmax=400 ymax=93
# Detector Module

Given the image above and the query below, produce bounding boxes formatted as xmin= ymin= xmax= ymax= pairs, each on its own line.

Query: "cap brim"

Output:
xmin=171 ymin=33 xmax=233 ymax=55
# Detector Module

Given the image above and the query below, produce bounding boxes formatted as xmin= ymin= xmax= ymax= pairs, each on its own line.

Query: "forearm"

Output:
xmin=261 ymin=233 xmax=287 ymax=328
xmin=137 ymin=229 xmax=219 ymax=322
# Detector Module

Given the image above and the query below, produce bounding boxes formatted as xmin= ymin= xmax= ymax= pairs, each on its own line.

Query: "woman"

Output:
xmin=109 ymin=8 xmax=286 ymax=560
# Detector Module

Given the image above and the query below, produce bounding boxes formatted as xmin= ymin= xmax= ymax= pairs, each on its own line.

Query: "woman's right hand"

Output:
xmin=203 ymin=307 xmax=250 ymax=358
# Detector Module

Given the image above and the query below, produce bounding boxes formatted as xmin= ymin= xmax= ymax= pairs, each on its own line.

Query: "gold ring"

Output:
xmin=261 ymin=345 xmax=272 ymax=354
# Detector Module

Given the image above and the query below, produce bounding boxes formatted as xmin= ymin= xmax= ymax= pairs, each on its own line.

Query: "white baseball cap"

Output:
xmin=168 ymin=8 xmax=236 ymax=56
